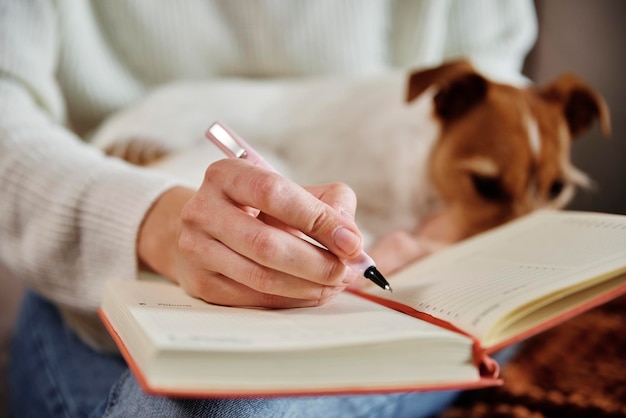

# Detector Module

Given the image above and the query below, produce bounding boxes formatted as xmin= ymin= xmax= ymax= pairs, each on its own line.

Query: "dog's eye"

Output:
xmin=548 ymin=180 xmax=565 ymax=200
xmin=470 ymin=174 xmax=508 ymax=201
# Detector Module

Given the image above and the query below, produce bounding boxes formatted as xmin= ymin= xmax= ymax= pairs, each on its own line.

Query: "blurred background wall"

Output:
xmin=524 ymin=0 xmax=626 ymax=215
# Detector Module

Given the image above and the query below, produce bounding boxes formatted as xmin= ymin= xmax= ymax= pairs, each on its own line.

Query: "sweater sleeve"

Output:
xmin=389 ymin=0 xmax=537 ymax=83
xmin=444 ymin=0 xmax=538 ymax=82
xmin=0 ymin=1 xmax=182 ymax=312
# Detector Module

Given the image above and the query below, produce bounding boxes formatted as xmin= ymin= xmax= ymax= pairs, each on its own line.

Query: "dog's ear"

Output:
xmin=406 ymin=60 xmax=488 ymax=120
xmin=406 ymin=59 xmax=475 ymax=102
xmin=539 ymin=73 xmax=611 ymax=138
xmin=433 ymin=73 xmax=488 ymax=120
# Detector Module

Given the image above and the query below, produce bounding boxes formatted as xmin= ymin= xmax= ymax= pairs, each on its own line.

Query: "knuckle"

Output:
xmin=247 ymin=228 xmax=278 ymax=262
xmin=204 ymin=159 xmax=228 ymax=181
xmin=180 ymin=197 xmax=201 ymax=224
xmin=321 ymin=182 xmax=357 ymax=210
xmin=258 ymin=292 xmax=285 ymax=309
xmin=250 ymin=172 xmax=284 ymax=207
xmin=247 ymin=264 xmax=273 ymax=293
xmin=306 ymin=209 xmax=333 ymax=238
xmin=182 ymin=273 xmax=208 ymax=300
xmin=332 ymin=182 xmax=356 ymax=199
xmin=176 ymin=231 xmax=196 ymax=257
xmin=341 ymin=184 xmax=358 ymax=210
xmin=202 ymin=159 xmax=234 ymax=193
xmin=318 ymin=259 xmax=345 ymax=285
xmin=316 ymin=291 xmax=336 ymax=306
xmin=184 ymin=271 xmax=230 ymax=306
xmin=318 ymin=285 xmax=335 ymax=301
xmin=315 ymin=285 xmax=340 ymax=307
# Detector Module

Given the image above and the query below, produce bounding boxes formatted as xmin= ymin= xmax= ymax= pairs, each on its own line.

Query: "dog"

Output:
xmin=91 ymin=60 xmax=610 ymax=272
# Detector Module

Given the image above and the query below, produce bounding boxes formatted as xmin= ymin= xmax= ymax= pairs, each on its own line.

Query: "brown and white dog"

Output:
xmin=92 ymin=60 xmax=610 ymax=273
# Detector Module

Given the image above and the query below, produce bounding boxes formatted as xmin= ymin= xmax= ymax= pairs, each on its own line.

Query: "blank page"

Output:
xmin=372 ymin=210 xmax=626 ymax=341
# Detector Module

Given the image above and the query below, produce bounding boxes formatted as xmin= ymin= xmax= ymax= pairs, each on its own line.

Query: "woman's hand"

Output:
xmin=138 ymin=158 xmax=362 ymax=308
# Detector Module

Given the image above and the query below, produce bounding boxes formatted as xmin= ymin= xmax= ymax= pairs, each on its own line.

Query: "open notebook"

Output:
xmin=99 ymin=210 xmax=626 ymax=397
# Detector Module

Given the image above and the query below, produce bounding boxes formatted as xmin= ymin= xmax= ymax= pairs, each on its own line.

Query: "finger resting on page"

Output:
xmin=179 ymin=234 xmax=346 ymax=303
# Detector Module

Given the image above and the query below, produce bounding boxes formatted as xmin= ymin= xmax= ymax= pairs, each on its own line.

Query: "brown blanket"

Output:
xmin=438 ymin=294 xmax=626 ymax=418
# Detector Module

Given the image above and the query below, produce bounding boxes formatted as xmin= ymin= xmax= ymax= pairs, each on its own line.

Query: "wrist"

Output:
xmin=137 ymin=186 xmax=195 ymax=280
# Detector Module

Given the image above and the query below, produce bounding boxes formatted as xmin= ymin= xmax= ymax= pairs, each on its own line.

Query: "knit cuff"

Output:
xmin=77 ymin=159 xmax=186 ymax=310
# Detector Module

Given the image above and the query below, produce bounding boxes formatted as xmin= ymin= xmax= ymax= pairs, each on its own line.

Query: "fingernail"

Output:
xmin=333 ymin=227 xmax=361 ymax=256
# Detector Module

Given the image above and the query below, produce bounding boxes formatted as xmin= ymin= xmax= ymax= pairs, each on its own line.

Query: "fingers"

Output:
xmin=177 ymin=233 xmax=347 ymax=306
xmin=174 ymin=158 xmax=363 ymax=309
xmin=206 ymin=159 xmax=364 ymax=259
xmin=217 ymin=212 xmax=348 ymax=285
xmin=182 ymin=272 xmax=333 ymax=309
xmin=182 ymin=186 xmax=352 ymax=288
xmin=256 ymin=180 xmax=358 ymax=243
xmin=305 ymin=183 xmax=358 ymax=221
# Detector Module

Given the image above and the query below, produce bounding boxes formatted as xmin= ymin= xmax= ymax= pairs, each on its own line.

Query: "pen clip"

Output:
xmin=205 ymin=121 xmax=276 ymax=172
xmin=206 ymin=122 xmax=247 ymax=159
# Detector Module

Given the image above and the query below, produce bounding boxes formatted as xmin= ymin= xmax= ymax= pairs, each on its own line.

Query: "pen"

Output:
xmin=205 ymin=121 xmax=393 ymax=292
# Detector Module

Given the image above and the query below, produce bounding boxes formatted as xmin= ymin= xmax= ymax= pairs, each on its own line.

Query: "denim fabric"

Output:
xmin=10 ymin=292 xmax=511 ymax=418
xmin=9 ymin=292 xmax=127 ymax=418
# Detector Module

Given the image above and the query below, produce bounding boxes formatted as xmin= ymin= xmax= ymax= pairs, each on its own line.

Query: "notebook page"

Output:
xmin=108 ymin=280 xmax=468 ymax=352
xmin=372 ymin=210 xmax=626 ymax=341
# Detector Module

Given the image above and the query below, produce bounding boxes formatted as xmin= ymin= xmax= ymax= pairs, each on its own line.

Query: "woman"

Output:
xmin=2 ymin=1 xmax=536 ymax=416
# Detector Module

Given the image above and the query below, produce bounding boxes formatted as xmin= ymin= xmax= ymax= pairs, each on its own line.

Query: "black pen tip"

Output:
xmin=364 ymin=266 xmax=393 ymax=292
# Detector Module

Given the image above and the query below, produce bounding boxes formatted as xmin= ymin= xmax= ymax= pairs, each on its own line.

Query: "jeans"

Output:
xmin=9 ymin=292 xmax=512 ymax=418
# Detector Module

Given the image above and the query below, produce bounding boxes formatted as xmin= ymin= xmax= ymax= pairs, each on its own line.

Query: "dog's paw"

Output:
xmin=367 ymin=230 xmax=433 ymax=277
xmin=103 ymin=138 xmax=171 ymax=166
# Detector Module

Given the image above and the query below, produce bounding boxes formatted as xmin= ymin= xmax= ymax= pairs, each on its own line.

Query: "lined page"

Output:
xmin=371 ymin=210 xmax=626 ymax=341
xmin=107 ymin=280 xmax=467 ymax=351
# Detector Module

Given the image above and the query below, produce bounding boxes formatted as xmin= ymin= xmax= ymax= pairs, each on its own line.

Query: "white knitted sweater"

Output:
xmin=0 ymin=0 xmax=536 ymax=347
